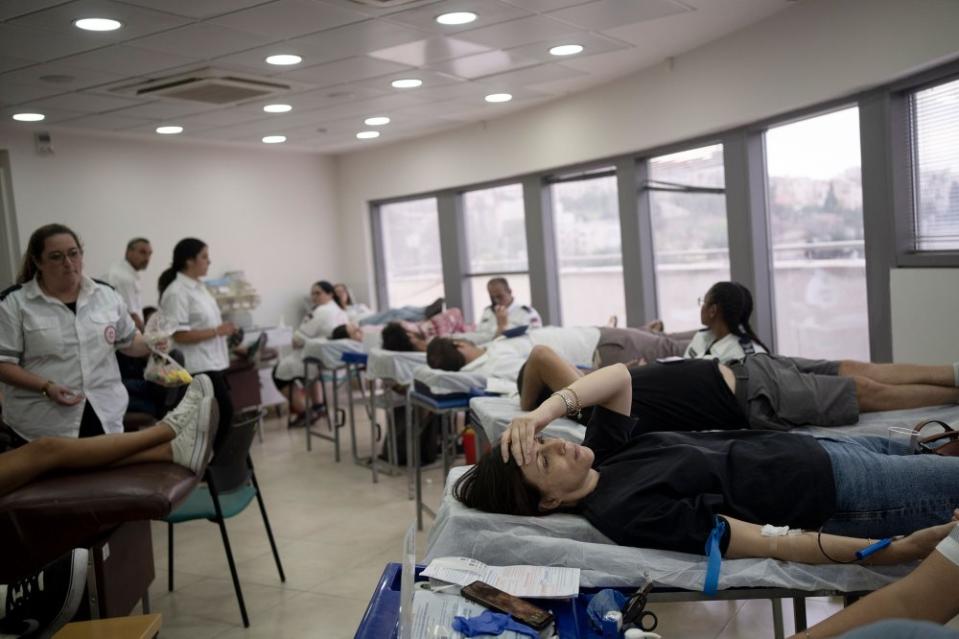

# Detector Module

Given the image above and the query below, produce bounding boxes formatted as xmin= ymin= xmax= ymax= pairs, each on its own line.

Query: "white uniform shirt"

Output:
xmin=461 ymin=326 xmax=601 ymax=383
xmin=105 ymin=259 xmax=142 ymax=319
xmin=295 ymin=300 xmax=349 ymax=341
xmin=160 ymin=272 xmax=229 ymax=373
xmin=0 ymin=276 xmax=136 ymax=440
xmin=345 ymin=303 xmax=372 ymax=324
xmin=473 ymin=300 xmax=543 ymax=344
xmin=684 ymin=329 xmax=767 ymax=364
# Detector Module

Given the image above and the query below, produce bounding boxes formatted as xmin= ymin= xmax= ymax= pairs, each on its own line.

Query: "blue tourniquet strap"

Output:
xmin=703 ymin=517 xmax=727 ymax=596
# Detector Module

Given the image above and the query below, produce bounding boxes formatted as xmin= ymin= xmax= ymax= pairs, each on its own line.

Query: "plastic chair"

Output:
xmin=162 ymin=409 xmax=284 ymax=627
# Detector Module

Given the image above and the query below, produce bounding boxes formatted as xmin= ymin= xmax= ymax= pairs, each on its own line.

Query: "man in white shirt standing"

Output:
xmin=473 ymin=277 xmax=542 ymax=343
xmin=105 ymin=238 xmax=152 ymax=331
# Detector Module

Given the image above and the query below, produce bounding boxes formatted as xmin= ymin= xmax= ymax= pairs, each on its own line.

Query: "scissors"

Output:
xmin=621 ymin=582 xmax=658 ymax=632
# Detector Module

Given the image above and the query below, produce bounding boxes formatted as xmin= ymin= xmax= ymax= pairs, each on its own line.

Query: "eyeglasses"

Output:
xmin=44 ymin=248 xmax=83 ymax=264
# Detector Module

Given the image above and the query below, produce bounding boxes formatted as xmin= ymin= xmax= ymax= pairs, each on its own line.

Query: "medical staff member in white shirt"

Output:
xmin=0 ymin=224 xmax=155 ymax=442
xmin=105 ymin=237 xmax=152 ymax=331
xmin=472 ymin=277 xmax=542 ymax=343
xmin=158 ymin=237 xmax=237 ymax=446
xmin=684 ymin=281 xmax=770 ymax=363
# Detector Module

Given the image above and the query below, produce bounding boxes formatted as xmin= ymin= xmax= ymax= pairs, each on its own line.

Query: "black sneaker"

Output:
xmin=2 ymin=548 xmax=88 ymax=639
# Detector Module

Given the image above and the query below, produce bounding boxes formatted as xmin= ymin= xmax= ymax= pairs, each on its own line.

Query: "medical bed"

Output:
xmin=427 ymin=404 xmax=959 ymax=638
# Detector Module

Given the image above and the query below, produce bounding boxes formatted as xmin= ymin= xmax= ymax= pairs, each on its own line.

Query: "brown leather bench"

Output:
xmin=0 ymin=463 xmax=199 ymax=584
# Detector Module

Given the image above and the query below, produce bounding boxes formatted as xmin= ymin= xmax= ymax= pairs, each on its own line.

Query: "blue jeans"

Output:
xmin=818 ymin=435 xmax=959 ymax=537
xmin=840 ymin=620 xmax=959 ymax=639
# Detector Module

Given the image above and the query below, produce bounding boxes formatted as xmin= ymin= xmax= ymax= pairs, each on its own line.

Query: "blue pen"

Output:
xmin=856 ymin=537 xmax=893 ymax=560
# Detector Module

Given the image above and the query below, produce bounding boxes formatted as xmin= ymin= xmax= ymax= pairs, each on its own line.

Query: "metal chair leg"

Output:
xmin=208 ymin=475 xmax=250 ymax=628
xmin=249 ymin=462 xmax=285 ymax=583
xmin=167 ymin=522 xmax=174 ymax=592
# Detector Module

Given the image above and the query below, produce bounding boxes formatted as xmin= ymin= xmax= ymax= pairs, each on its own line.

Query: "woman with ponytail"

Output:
xmin=684 ymin=281 xmax=770 ymax=363
xmin=685 ymin=280 xmax=959 ymax=430
xmin=158 ymin=238 xmax=236 ymax=444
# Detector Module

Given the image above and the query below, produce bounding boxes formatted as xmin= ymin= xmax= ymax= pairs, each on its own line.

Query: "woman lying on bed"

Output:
xmin=454 ymin=363 xmax=959 ymax=563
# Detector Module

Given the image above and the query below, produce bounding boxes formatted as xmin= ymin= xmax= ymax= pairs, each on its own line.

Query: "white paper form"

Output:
xmin=412 ymin=589 xmax=525 ymax=639
xmin=421 ymin=557 xmax=579 ymax=598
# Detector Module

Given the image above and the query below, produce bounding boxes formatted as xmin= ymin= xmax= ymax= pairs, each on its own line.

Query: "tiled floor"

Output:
xmin=138 ymin=406 xmax=850 ymax=639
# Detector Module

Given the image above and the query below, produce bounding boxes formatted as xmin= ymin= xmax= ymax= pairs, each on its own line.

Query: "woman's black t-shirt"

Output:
xmin=628 ymin=359 xmax=747 ymax=433
xmin=577 ymin=406 xmax=836 ymax=555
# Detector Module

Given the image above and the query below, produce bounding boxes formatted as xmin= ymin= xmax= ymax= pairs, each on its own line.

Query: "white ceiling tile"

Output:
xmin=29 ymin=91 xmax=145 ymax=113
xmin=231 ymin=85 xmax=389 ymax=114
xmin=502 ymin=31 xmax=630 ymax=65
xmin=65 ymin=45 xmax=198 ymax=77
xmin=0 ymin=105 xmax=87 ymax=123
xmin=55 ymin=112 xmax=157 ymax=130
xmin=0 ymin=56 xmax=34 ymax=74
xmin=130 ymin=23 xmax=275 ymax=60
xmin=284 ymin=19 xmax=433 ymax=65
xmin=0 ymin=79 xmax=65 ymax=105
xmin=0 ymin=0 xmax=75 ymax=20
xmin=368 ymin=36 xmax=491 ymax=67
xmin=546 ymin=0 xmax=689 ymax=31
xmin=280 ymin=56 xmax=413 ymax=87
xmin=479 ymin=62 xmax=587 ymax=88
xmin=9 ymin=0 xmax=193 ymax=40
xmin=117 ymin=0 xmax=275 ymax=19
xmin=348 ymin=67 xmax=463 ymax=93
xmin=1 ymin=61 xmax=125 ymax=90
xmin=170 ymin=108 xmax=266 ymax=130
xmin=498 ymin=0 xmax=594 ymax=12
xmin=427 ymin=48 xmax=541 ymax=80
xmin=102 ymin=99 xmax=222 ymax=119
xmin=453 ymin=15 xmax=581 ymax=50
xmin=209 ymin=0 xmax=368 ymax=38
xmin=0 ymin=24 xmax=106 ymax=62
xmin=558 ymin=45 xmax=658 ymax=77
xmin=383 ymin=0 xmax=531 ymax=34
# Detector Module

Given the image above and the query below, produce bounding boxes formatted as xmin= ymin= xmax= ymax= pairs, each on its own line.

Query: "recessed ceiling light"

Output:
xmin=364 ymin=116 xmax=390 ymax=126
xmin=12 ymin=113 xmax=45 ymax=122
xmin=263 ymin=104 xmax=292 ymax=113
xmin=391 ymin=78 xmax=422 ymax=89
xmin=549 ymin=44 xmax=584 ymax=56
xmin=262 ymin=135 xmax=287 ymax=144
xmin=73 ymin=18 xmax=122 ymax=31
xmin=356 ymin=131 xmax=380 ymax=140
xmin=436 ymin=11 xmax=477 ymax=25
xmin=265 ymin=54 xmax=302 ymax=66
xmin=484 ymin=93 xmax=512 ymax=103
xmin=156 ymin=125 xmax=183 ymax=135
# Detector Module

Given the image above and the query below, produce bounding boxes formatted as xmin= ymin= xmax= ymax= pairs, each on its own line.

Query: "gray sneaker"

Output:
xmin=166 ymin=375 xmax=215 ymax=473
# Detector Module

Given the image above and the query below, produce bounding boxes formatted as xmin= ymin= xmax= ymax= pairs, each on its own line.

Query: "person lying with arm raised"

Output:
xmin=454 ymin=363 xmax=959 ymax=565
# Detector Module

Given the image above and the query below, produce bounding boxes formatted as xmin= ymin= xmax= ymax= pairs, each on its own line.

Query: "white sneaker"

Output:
xmin=166 ymin=375 xmax=215 ymax=473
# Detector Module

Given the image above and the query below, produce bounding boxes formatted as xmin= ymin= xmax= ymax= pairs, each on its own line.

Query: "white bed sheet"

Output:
xmin=427 ymin=467 xmax=910 ymax=592
xmin=414 ymin=366 xmax=489 ymax=395
xmin=367 ymin=348 xmax=427 ymax=385
xmin=302 ymin=337 xmax=366 ymax=370
xmin=470 ymin=396 xmax=959 ymax=445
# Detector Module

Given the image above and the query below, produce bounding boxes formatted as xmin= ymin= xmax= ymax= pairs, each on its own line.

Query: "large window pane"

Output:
xmin=910 ymin=76 xmax=959 ymax=251
xmin=551 ymin=172 xmax=625 ymax=327
xmin=378 ymin=198 xmax=443 ymax=308
xmin=648 ymin=144 xmax=730 ymax=332
xmin=462 ymin=184 xmax=529 ymax=321
xmin=765 ymin=107 xmax=869 ymax=360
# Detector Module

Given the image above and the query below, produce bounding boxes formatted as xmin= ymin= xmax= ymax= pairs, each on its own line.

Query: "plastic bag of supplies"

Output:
xmin=143 ymin=312 xmax=192 ymax=387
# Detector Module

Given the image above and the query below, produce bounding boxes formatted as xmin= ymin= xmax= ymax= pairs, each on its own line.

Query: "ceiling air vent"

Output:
xmin=111 ymin=69 xmax=291 ymax=104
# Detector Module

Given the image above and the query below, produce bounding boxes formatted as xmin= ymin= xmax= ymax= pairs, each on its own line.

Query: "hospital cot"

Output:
xmin=426 ymin=402 xmax=959 ymax=638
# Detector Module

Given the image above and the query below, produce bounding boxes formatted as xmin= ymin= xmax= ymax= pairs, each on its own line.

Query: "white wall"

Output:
xmin=334 ymin=0 xmax=959 ymax=304
xmin=0 ymin=126 xmax=340 ymax=327
xmin=890 ymin=269 xmax=959 ymax=365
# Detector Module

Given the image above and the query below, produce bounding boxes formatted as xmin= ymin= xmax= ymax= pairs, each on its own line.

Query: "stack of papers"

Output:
xmin=422 ymin=557 xmax=580 ymax=599
xmin=412 ymin=590 xmax=527 ymax=639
